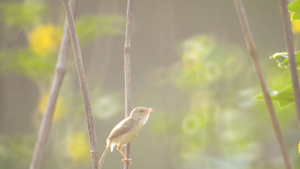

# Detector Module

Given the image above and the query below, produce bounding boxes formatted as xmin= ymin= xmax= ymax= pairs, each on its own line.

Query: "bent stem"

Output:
xmin=62 ymin=0 xmax=99 ymax=169
xmin=233 ymin=0 xmax=293 ymax=169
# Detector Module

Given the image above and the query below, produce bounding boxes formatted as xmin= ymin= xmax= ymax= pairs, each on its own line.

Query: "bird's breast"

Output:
xmin=110 ymin=123 xmax=143 ymax=146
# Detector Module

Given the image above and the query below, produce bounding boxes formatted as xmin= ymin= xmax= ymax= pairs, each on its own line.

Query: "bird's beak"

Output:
xmin=147 ymin=108 xmax=154 ymax=113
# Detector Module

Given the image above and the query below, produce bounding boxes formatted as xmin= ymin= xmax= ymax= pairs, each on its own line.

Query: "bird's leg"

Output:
xmin=117 ymin=146 xmax=132 ymax=165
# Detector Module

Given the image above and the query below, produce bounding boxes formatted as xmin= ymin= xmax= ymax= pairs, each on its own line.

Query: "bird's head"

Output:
xmin=130 ymin=107 xmax=153 ymax=119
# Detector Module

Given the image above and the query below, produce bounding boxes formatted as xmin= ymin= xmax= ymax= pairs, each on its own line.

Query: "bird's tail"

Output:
xmin=99 ymin=141 xmax=111 ymax=169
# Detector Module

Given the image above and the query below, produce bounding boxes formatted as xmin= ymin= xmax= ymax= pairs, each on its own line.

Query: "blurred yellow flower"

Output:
xmin=68 ymin=132 xmax=90 ymax=162
xmin=290 ymin=13 xmax=300 ymax=34
xmin=291 ymin=20 xmax=300 ymax=34
xmin=298 ymin=141 xmax=300 ymax=154
xmin=38 ymin=93 xmax=66 ymax=122
xmin=28 ymin=25 xmax=61 ymax=57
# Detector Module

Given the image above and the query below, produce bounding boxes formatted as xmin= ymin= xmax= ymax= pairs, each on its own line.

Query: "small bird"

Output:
xmin=98 ymin=107 xmax=153 ymax=168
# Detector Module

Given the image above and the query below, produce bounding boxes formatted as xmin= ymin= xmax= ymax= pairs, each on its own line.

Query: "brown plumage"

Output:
xmin=98 ymin=107 xmax=153 ymax=169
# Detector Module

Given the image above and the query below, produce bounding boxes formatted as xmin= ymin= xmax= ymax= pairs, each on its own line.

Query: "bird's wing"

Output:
xmin=107 ymin=118 xmax=137 ymax=140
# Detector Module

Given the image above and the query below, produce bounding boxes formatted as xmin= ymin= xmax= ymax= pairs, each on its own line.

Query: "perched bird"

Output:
xmin=98 ymin=107 xmax=153 ymax=168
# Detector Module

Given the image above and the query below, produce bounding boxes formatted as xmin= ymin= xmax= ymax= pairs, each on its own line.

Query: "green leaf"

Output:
xmin=288 ymin=0 xmax=300 ymax=13
xmin=269 ymin=51 xmax=300 ymax=69
xmin=252 ymin=84 xmax=294 ymax=108
xmin=291 ymin=12 xmax=300 ymax=20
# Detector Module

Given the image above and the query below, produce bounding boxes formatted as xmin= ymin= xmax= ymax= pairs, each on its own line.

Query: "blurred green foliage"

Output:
xmin=0 ymin=0 xmax=124 ymax=168
xmin=253 ymin=48 xmax=300 ymax=108
xmin=252 ymin=51 xmax=300 ymax=108
xmin=91 ymin=92 xmax=123 ymax=119
xmin=251 ymin=1 xmax=300 ymax=109
xmin=0 ymin=49 xmax=56 ymax=80
xmin=0 ymin=1 xmax=124 ymax=82
xmin=289 ymin=0 xmax=300 ymax=19
xmin=270 ymin=51 xmax=300 ymax=69
xmin=0 ymin=2 xmax=44 ymax=28
xmin=253 ymin=85 xmax=294 ymax=108
xmin=171 ymin=35 xmax=244 ymax=89
xmin=0 ymin=0 xmax=299 ymax=169
xmin=0 ymin=134 xmax=35 ymax=169
xmin=150 ymin=35 xmax=264 ymax=169
xmin=76 ymin=15 xmax=124 ymax=45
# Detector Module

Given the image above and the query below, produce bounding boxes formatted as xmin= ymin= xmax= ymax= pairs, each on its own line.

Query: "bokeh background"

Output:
xmin=0 ymin=0 xmax=299 ymax=169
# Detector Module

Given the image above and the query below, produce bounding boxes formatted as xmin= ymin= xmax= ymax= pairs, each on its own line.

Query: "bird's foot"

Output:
xmin=122 ymin=158 xmax=132 ymax=165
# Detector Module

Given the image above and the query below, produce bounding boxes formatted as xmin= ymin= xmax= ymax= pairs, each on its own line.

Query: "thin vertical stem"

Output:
xmin=62 ymin=0 xmax=99 ymax=169
xmin=123 ymin=0 xmax=133 ymax=169
xmin=233 ymin=0 xmax=293 ymax=169
xmin=279 ymin=0 xmax=300 ymax=125
xmin=30 ymin=0 xmax=76 ymax=168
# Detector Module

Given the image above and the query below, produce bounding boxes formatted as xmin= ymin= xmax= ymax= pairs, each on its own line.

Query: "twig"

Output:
xmin=30 ymin=0 xmax=76 ymax=168
xmin=62 ymin=0 xmax=99 ymax=169
xmin=233 ymin=0 xmax=293 ymax=169
xmin=279 ymin=0 xmax=300 ymax=126
xmin=123 ymin=0 xmax=133 ymax=169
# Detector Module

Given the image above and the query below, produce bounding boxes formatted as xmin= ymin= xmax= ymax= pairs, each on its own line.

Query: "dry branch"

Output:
xmin=123 ymin=0 xmax=133 ymax=169
xmin=30 ymin=0 xmax=76 ymax=168
xmin=62 ymin=0 xmax=99 ymax=169
xmin=233 ymin=0 xmax=293 ymax=169
xmin=279 ymin=0 xmax=300 ymax=125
